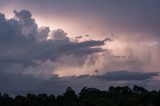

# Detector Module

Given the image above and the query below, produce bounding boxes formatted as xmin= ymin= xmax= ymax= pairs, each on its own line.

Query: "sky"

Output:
xmin=0 ymin=0 xmax=160 ymax=95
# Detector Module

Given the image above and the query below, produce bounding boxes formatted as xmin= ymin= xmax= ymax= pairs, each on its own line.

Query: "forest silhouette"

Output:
xmin=0 ymin=85 xmax=160 ymax=106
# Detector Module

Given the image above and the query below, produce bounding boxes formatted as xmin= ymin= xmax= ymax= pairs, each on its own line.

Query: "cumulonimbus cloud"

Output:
xmin=0 ymin=9 xmax=160 ymax=95
xmin=0 ymin=10 xmax=108 ymax=69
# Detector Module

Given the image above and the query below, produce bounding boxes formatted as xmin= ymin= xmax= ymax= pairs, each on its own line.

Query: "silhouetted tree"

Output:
xmin=0 ymin=85 xmax=160 ymax=106
xmin=56 ymin=95 xmax=64 ymax=106
xmin=132 ymin=85 xmax=148 ymax=94
xmin=63 ymin=87 xmax=78 ymax=106
xmin=1 ymin=93 xmax=13 ymax=106
xmin=14 ymin=95 xmax=26 ymax=106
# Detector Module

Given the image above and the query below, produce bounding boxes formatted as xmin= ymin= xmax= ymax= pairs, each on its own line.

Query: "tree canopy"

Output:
xmin=0 ymin=86 xmax=160 ymax=106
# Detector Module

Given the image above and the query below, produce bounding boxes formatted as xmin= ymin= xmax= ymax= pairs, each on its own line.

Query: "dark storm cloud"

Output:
xmin=0 ymin=9 xmax=109 ymax=95
xmin=0 ymin=10 xmax=106 ymax=68
xmin=94 ymin=71 xmax=159 ymax=81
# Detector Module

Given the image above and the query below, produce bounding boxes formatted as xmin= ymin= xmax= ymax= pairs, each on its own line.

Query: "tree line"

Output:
xmin=0 ymin=85 xmax=160 ymax=106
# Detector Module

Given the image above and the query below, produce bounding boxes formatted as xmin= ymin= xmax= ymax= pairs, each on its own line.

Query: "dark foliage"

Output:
xmin=0 ymin=86 xmax=160 ymax=106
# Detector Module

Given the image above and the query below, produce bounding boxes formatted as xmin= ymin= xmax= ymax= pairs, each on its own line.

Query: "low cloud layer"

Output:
xmin=93 ymin=71 xmax=159 ymax=81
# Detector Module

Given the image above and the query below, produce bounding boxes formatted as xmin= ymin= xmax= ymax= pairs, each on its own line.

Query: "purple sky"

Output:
xmin=0 ymin=0 xmax=160 ymax=95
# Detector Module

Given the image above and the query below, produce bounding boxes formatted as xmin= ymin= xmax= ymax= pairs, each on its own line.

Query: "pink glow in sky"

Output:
xmin=0 ymin=0 xmax=160 ymax=95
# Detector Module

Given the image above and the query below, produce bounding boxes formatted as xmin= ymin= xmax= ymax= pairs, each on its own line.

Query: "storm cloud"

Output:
xmin=0 ymin=10 xmax=107 ymax=70
xmin=0 ymin=0 xmax=160 ymax=95
xmin=0 ymin=9 xmax=111 ymax=95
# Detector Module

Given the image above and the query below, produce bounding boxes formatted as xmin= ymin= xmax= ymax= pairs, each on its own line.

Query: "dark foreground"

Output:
xmin=0 ymin=85 xmax=160 ymax=106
